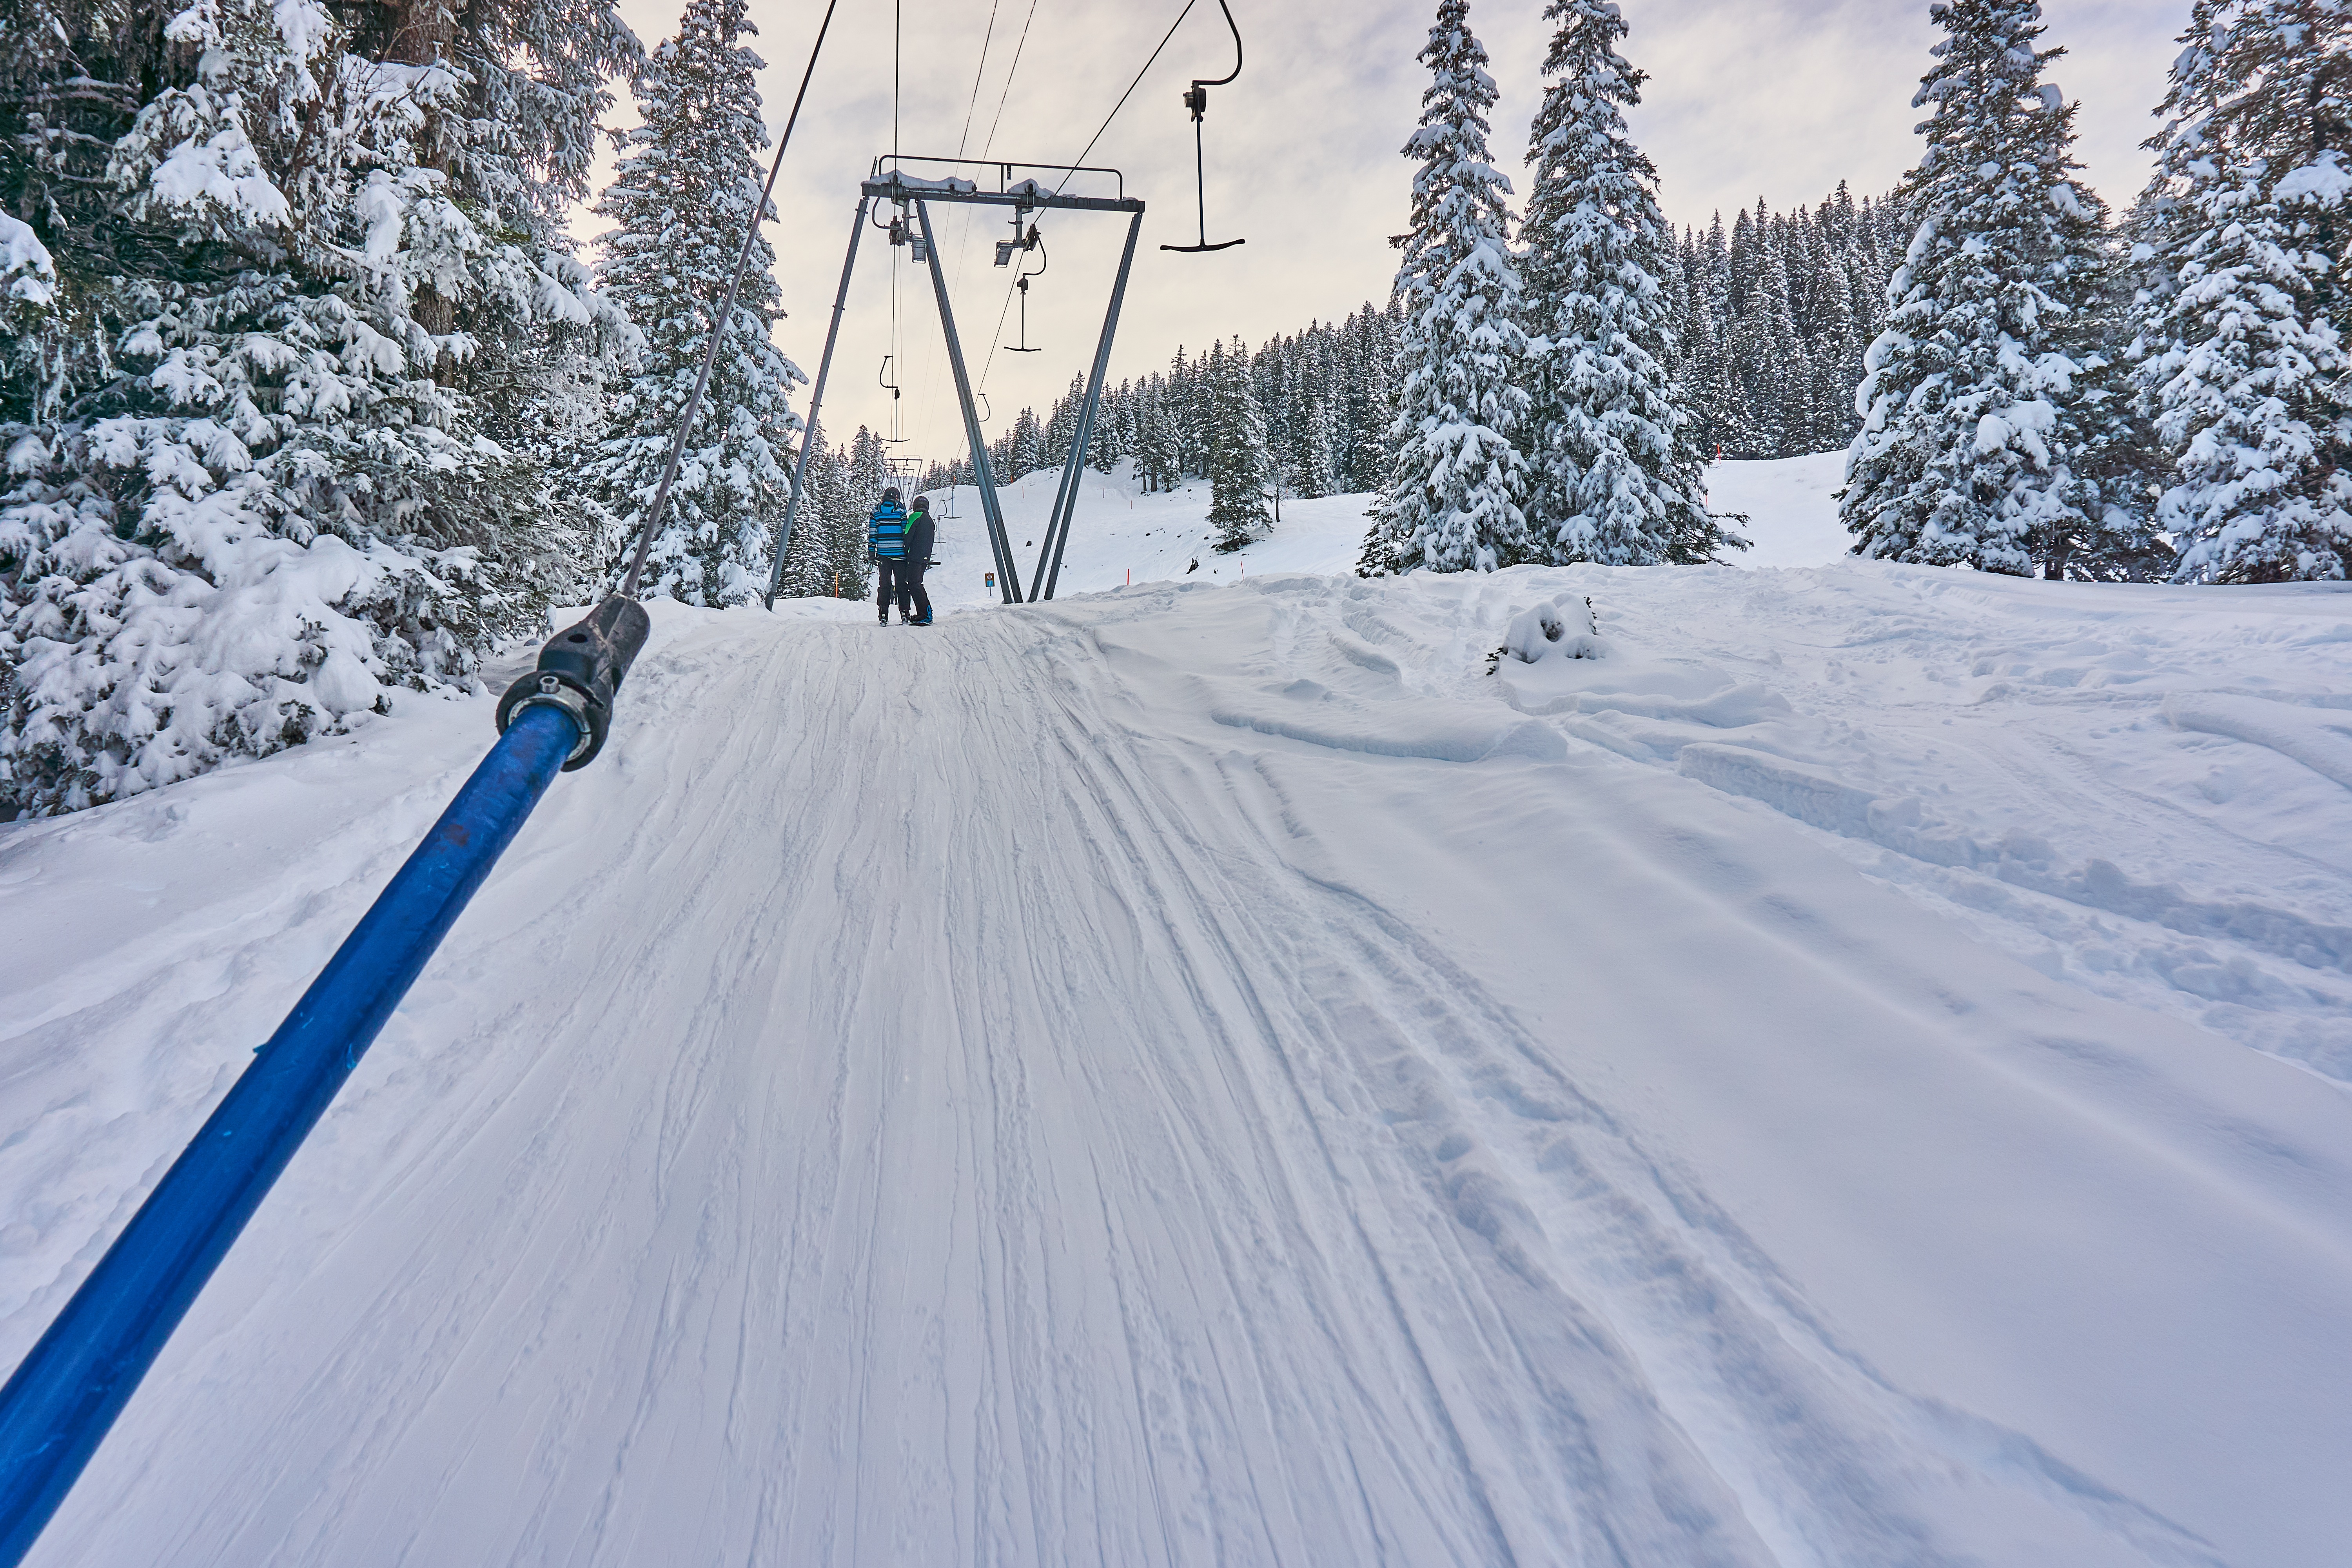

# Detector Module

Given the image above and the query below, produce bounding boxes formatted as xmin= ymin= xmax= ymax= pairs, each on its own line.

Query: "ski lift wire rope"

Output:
xmin=0 ymin=6 xmax=847 ymax=1558
xmin=980 ymin=0 xmax=1040 ymax=162
xmin=971 ymin=0 xmax=1203 ymax=399
xmin=911 ymin=0 xmax=1011 ymax=459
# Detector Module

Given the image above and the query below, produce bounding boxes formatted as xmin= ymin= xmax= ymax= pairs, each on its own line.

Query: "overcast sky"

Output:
xmin=585 ymin=0 xmax=2190 ymax=471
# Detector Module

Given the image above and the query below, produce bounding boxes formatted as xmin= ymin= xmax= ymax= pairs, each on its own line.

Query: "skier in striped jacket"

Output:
xmin=867 ymin=488 xmax=908 ymax=626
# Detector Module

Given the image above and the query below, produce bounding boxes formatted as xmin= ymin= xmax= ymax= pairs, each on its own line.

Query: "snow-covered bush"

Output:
xmin=1502 ymin=593 xmax=1608 ymax=664
xmin=2 ymin=0 xmax=640 ymax=815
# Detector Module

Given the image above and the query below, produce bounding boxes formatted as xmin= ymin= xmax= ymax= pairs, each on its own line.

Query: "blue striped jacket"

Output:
xmin=868 ymin=503 xmax=908 ymax=561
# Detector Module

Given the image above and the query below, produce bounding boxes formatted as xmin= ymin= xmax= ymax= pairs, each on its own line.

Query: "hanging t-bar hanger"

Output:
xmin=1162 ymin=0 xmax=1244 ymax=254
xmin=1000 ymin=216 xmax=1049 ymax=352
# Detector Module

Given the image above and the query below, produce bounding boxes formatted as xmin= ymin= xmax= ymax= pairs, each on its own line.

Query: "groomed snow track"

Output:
xmin=5 ymin=570 xmax=2350 ymax=1566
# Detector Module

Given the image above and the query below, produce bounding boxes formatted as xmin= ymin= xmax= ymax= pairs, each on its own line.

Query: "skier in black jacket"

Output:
xmin=900 ymin=495 xmax=936 ymax=626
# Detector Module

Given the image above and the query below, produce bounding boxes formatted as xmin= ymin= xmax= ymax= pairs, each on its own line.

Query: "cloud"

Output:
xmin=583 ymin=0 xmax=2187 ymax=474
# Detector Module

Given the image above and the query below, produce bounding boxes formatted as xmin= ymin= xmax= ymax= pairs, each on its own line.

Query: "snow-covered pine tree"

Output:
xmin=828 ymin=430 xmax=875 ymax=600
xmin=1207 ymin=337 xmax=1272 ymax=551
xmin=0 ymin=216 xmax=59 ymax=426
xmin=2 ymin=0 xmax=638 ymax=815
xmin=1143 ymin=389 xmax=1185 ymax=493
xmin=1339 ymin=305 xmax=1388 ymax=491
xmin=1303 ymin=393 xmax=1341 ymax=497
xmin=1669 ymin=189 xmax=1906 ymax=461
xmin=1091 ymin=379 xmax=1125 ymax=474
xmin=1363 ymin=0 xmax=1530 ymax=575
xmin=1518 ymin=0 xmax=1726 ymax=564
xmin=768 ymin=423 xmax=833 ymax=600
xmin=2135 ymin=0 xmax=2350 ymax=582
xmin=1842 ymin=0 xmax=2129 ymax=575
xmin=588 ymin=0 xmax=803 ymax=607
xmin=1685 ymin=218 xmax=1737 ymax=456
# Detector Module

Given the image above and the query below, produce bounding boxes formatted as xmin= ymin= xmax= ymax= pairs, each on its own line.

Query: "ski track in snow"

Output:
xmin=3 ymin=460 xmax=2351 ymax=1565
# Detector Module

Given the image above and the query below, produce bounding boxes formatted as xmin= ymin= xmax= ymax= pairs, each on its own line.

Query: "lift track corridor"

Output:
xmin=7 ymin=575 xmax=2349 ymax=1566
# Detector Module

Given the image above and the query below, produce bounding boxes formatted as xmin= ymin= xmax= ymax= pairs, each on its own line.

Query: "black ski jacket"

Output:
xmin=904 ymin=510 xmax=937 ymax=565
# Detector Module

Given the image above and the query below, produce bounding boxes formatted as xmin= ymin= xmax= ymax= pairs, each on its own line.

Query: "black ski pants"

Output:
xmin=874 ymin=558 xmax=903 ymax=620
xmin=897 ymin=561 xmax=932 ymax=623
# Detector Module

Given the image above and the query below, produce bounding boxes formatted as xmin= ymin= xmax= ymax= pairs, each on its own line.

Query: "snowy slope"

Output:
xmin=911 ymin=450 xmax=1856 ymax=599
xmin=1705 ymin=449 xmax=1853 ymax=568
xmin=4 ymin=461 xmax=2351 ymax=1566
xmin=909 ymin=463 xmax=1376 ymax=608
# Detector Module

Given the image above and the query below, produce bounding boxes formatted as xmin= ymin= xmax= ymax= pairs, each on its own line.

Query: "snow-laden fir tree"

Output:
xmin=1139 ymin=391 xmax=1185 ymax=494
xmin=2040 ymin=184 xmax=2167 ymax=579
xmin=588 ymin=0 xmax=804 ymax=606
xmin=1208 ymin=338 xmax=1272 ymax=552
xmin=768 ymin=422 xmax=831 ymax=599
xmin=0 ymin=216 xmax=58 ymax=410
xmin=2 ymin=0 xmax=638 ymax=815
xmin=841 ymin=425 xmax=886 ymax=592
xmin=1362 ymin=0 xmax=1530 ymax=575
xmin=1303 ymin=393 xmax=1341 ymax=497
xmin=1518 ymin=0 xmax=1730 ymax=564
xmin=2134 ymin=0 xmax=2350 ymax=582
xmin=1842 ymin=0 xmax=2141 ymax=575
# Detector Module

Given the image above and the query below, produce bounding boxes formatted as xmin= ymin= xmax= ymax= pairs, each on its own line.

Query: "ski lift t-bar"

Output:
xmin=0 ymin=597 xmax=650 ymax=1568
xmin=0 ymin=8 xmax=844 ymax=1557
xmin=1163 ymin=0 xmax=1244 ymax=254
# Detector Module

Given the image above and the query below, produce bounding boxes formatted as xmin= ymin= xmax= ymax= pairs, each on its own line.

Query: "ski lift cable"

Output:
xmin=974 ymin=0 xmax=1196 ymax=399
xmin=912 ymin=2 xmax=1004 ymax=459
xmin=961 ymin=0 xmax=1046 ymax=415
xmin=620 ymin=0 xmax=845 ymax=595
xmin=979 ymin=0 xmax=1041 ymax=160
xmin=0 ymin=7 xmax=848 ymax=1553
xmin=1049 ymin=0 xmax=1200 ymax=198
xmin=956 ymin=0 xmax=1002 ymax=158
xmin=890 ymin=0 xmax=903 ymax=443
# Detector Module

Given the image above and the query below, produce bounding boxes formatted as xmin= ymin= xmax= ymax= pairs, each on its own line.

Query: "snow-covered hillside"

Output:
xmin=913 ymin=453 xmax=1858 ymax=601
xmin=4 ymin=458 xmax=2350 ymax=1565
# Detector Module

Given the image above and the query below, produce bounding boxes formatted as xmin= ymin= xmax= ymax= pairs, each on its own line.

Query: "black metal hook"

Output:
xmin=878 ymin=354 xmax=908 ymax=442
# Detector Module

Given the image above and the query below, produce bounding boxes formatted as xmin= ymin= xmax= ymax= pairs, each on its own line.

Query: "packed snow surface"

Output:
xmin=5 ymin=458 xmax=2351 ymax=1565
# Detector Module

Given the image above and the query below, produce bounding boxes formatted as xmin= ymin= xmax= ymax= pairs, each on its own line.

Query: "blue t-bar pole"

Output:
xmin=0 ymin=593 xmax=648 ymax=1566
xmin=0 ymin=704 xmax=574 ymax=1564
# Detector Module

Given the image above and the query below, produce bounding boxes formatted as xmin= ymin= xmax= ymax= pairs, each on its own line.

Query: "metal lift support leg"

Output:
xmin=914 ymin=200 xmax=1020 ymax=604
xmin=1030 ymin=208 xmax=1145 ymax=601
xmin=764 ymin=198 xmax=871 ymax=609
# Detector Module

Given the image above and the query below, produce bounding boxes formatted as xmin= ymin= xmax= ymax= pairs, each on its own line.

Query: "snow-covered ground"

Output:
xmin=4 ymin=457 xmax=2350 ymax=1565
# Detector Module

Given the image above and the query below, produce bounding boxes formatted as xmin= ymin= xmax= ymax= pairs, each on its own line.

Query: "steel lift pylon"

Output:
xmin=764 ymin=159 xmax=1145 ymax=608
